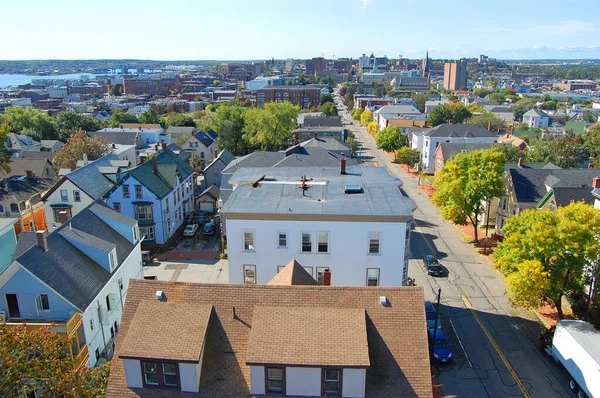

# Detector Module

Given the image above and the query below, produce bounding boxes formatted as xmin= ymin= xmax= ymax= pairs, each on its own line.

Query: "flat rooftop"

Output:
xmin=222 ymin=166 xmax=416 ymax=221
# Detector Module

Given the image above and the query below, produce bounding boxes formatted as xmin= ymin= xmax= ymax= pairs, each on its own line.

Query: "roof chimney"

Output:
xmin=487 ymin=121 xmax=492 ymax=131
xmin=518 ymin=157 xmax=523 ymax=168
xmin=25 ymin=170 xmax=34 ymax=179
xmin=593 ymin=176 xmax=600 ymax=189
xmin=314 ymin=132 xmax=318 ymax=139
xmin=340 ymin=152 xmax=346 ymax=175
xmin=161 ymin=140 xmax=167 ymax=151
xmin=152 ymin=156 xmax=158 ymax=175
xmin=69 ymin=161 xmax=77 ymax=171
xmin=323 ymin=268 xmax=331 ymax=286
xmin=36 ymin=230 xmax=48 ymax=252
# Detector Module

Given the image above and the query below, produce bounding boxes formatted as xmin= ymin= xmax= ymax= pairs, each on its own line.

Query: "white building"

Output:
xmin=522 ymin=108 xmax=550 ymax=128
xmin=222 ymin=166 xmax=416 ymax=286
xmin=46 ymin=86 xmax=68 ymax=98
xmin=96 ymin=125 xmax=170 ymax=146
xmin=285 ymin=58 xmax=295 ymax=71
xmin=424 ymin=98 xmax=451 ymax=114
xmin=104 ymin=150 xmax=194 ymax=247
xmin=245 ymin=75 xmax=285 ymax=91
xmin=410 ymin=123 xmax=498 ymax=174
xmin=182 ymin=130 xmax=219 ymax=165
xmin=374 ymin=104 xmax=425 ymax=128
xmin=0 ymin=202 xmax=143 ymax=368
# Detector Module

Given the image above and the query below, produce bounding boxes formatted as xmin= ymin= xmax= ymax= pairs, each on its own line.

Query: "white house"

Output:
xmin=6 ymin=133 xmax=41 ymax=158
xmin=424 ymin=99 xmax=451 ymax=114
xmin=0 ymin=202 xmax=143 ymax=368
xmin=104 ymin=150 xmax=194 ymax=247
xmin=222 ymin=166 xmax=416 ymax=286
xmin=96 ymin=124 xmax=170 ymax=146
xmin=410 ymin=123 xmax=498 ymax=174
xmin=522 ymin=108 xmax=550 ymax=128
xmin=374 ymin=105 xmax=425 ymax=128
xmin=42 ymin=154 xmax=130 ymax=228
xmin=182 ymin=130 xmax=219 ymax=166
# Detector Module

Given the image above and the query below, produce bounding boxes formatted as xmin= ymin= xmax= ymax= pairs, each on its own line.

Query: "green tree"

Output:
xmin=526 ymin=132 xmax=589 ymax=168
xmin=449 ymin=103 xmax=473 ymax=123
xmin=319 ymin=102 xmax=338 ymax=117
xmin=472 ymin=88 xmax=492 ymax=98
xmin=432 ymin=148 xmax=505 ymax=242
xmin=581 ymin=125 xmax=600 ymax=165
xmin=0 ymin=106 xmax=57 ymax=140
xmin=108 ymin=109 xmax=138 ymax=128
xmin=53 ymin=130 xmax=111 ymax=170
xmin=320 ymin=94 xmax=334 ymax=106
xmin=243 ymin=102 xmax=299 ymax=150
xmin=360 ymin=109 xmax=372 ymax=126
xmin=367 ymin=121 xmax=379 ymax=134
xmin=212 ymin=105 xmax=249 ymax=154
xmin=491 ymin=143 xmax=524 ymax=162
xmin=375 ymin=126 xmax=404 ymax=159
xmin=351 ymin=108 xmax=364 ymax=121
xmin=428 ymin=105 xmax=453 ymax=127
xmin=396 ymin=147 xmax=420 ymax=171
xmin=411 ymin=94 xmax=428 ymax=113
xmin=494 ymin=202 xmax=600 ymax=318
xmin=138 ymin=109 xmax=160 ymax=124
xmin=469 ymin=113 xmax=506 ymax=132
xmin=167 ymin=113 xmax=196 ymax=127
xmin=0 ymin=323 xmax=110 ymax=397
xmin=54 ymin=111 xmax=106 ymax=141
xmin=489 ymin=92 xmax=506 ymax=104
xmin=346 ymin=136 xmax=359 ymax=157
xmin=108 ymin=85 xmax=121 ymax=96
xmin=0 ymin=123 xmax=13 ymax=173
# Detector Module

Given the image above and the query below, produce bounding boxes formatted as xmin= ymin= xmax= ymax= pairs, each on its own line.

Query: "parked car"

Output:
xmin=425 ymin=301 xmax=440 ymax=330
xmin=423 ymin=255 xmax=444 ymax=276
xmin=428 ymin=328 xmax=453 ymax=363
xmin=141 ymin=250 xmax=151 ymax=266
xmin=183 ymin=224 xmax=199 ymax=237
xmin=189 ymin=210 xmax=207 ymax=224
xmin=202 ymin=221 xmax=215 ymax=235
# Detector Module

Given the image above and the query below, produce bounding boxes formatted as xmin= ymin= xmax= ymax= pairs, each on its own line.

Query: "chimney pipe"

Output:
xmin=593 ymin=176 xmax=600 ymax=189
xmin=25 ymin=170 xmax=34 ymax=179
xmin=36 ymin=230 xmax=48 ymax=252
xmin=69 ymin=161 xmax=77 ymax=171
xmin=314 ymin=132 xmax=318 ymax=139
xmin=82 ymin=153 xmax=88 ymax=165
xmin=340 ymin=153 xmax=346 ymax=175
xmin=161 ymin=141 xmax=167 ymax=151
xmin=518 ymin=157 xmax=523 ymax=168
xmin=323 ymin=268 xmax=331 ymax=286
xmin=152 ymin=156 xmax=158 ymax=175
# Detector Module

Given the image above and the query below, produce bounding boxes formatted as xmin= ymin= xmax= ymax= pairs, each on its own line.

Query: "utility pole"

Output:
xmin=431 ymin=288 xmax=442 ymax=347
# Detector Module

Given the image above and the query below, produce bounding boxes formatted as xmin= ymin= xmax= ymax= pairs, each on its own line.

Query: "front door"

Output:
xmin=6 ymin=294 xmax=20 ymax=318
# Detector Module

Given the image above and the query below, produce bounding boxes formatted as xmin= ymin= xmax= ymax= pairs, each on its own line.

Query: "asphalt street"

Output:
xmin=334 ymin=95 xmax=574 ymax=398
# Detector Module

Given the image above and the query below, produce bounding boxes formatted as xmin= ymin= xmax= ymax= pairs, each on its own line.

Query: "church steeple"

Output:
xmin=422 ymin=48 xmax=430 ymax=76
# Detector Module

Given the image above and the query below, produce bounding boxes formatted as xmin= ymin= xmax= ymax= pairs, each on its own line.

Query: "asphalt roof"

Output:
xmin=222 ymin=166 xmax=415 ymax=218
xmin=66 ymin=154 xmax=124 ymax=199
xmin=439 ymin=143 xmax=493 ymax=161
xmin=300 ymin=137 xmax=350 ymax=152
xmin=87 ymin=131 xmax=141 ymax=146
xmin=510 ymin=168 xmax=600 ymax=204
xmin=424 ymin=123 xmax=497 ymax=138
xmin=14 ymin=203 xmax=136 ymax=311
xmin=0 ymin=178 xmax=55 ymax=205
xmin=302 ymin=116 xmax=342 ymax=127
xmin=165 ymin=126 xmax=196 ymax=135
xmin=551 ymin=187 xmax=595 ymax=206
xmin=267 ymin=259 xmax=318 ymax=286
xmin=192 ymin=131 xmax=215 ymax=148
xmin=1 ymin=159 xmax=53 ymax=179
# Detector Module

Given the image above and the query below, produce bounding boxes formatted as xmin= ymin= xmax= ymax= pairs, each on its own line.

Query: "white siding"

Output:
xmin=227 ymin=219 xmax=408 ymax=286
xmin=123 ymin=359 xmax=143 ymax=388
xmin=179 ymin=362 xmax=200 ymax=392
xmin=44 ymin=179 xmax=94 ymax=228
xmin=421 ymin=135 xmax=498 ymax=174
xmin=343 ymin=368 xmax=366 ymax=398
xmin=286 ymin=367 xmax=321 ymax=396
xmin=250 ymin=366 xmax=265 ymax=395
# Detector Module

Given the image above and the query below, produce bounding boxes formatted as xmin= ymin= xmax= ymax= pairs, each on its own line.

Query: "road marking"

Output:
xmin=415 ymin=224 xmax=437 ymax=254
xmin=449 ymin=318 xmax=472 ymax=368
xmin=462 ymin=295 xmax=531 ymax=398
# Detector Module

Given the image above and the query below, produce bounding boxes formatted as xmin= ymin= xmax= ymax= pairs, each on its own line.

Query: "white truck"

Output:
xmin=541 ymin=320 xmax=600 ymax=398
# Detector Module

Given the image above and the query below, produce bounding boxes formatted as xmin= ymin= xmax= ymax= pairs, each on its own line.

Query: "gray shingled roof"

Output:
xmin=439 ymin=143 xmax=493 ymax=161
xmin=0 ymin=178 xmax=56 ymax=206
xmin=14 ymin=204 xmax=136 ymax=311
xmin=166 ymin=126 xmax=195 ymax=135
xmin=66 ymin=154 xmax=124 ymax=199
xmin=300 ymin=137 xmax=350 ymax=152
xmin=510 ymin=168 xmax=600 ymax=204
xmin=424 ymin=123 xmax=497 ymax=138
xmin=167 ymin=143 xmax=191 ymax=161
xmin=192 ymin=131 xmax=214 ymax=148
xmin=302 ymin=116 xmax=342 ymax=127
xmin=205 ymin=129 xmax=218 ymax=141
xmin=87 ymin=131 xmax=140 ymax=146
xmin=2 ymin=159 xmax=52 ymax=179
xmin=552 ymin=187 xmax=595 ymax=206
xmin=12 ymin=231 xmax=37 ymax=259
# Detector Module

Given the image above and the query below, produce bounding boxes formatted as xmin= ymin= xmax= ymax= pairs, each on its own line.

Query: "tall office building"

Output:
xmin=443 ymin=60 xmax=468 ymax=91
xmin=285 ymin=58 xmax=295 ymax=71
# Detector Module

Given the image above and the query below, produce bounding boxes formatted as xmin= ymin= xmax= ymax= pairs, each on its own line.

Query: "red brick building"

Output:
xmin=123 ymin=75 xmax=181 ymax=96
xmin=256 ymin=85 xmax=322 ymax=108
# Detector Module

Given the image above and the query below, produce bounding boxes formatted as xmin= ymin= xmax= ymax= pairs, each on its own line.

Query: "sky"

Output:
xmin=1 ymin=0 xmax=599 ymax=61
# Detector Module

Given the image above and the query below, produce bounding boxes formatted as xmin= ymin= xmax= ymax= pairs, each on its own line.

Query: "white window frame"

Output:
xmin=135 ymin=185 xmax=143 ymax=199
xmin=303 ymin=266 xmax=314 ymax=277
xmin=244 ymin=264 xmax=256 ymax=284
xmin=60 ymin=190 xmax=68 ymax=202
xmin=301 ymin=232 xmax=312 ymax=253
xmin=277 ymin=231 xmax=287 ymax=249
xmin=35 ymin=294 xmax=50 ymax=312
xmin=368 ymin=232 xmax=381 ymax=255
xmin=405 ymin=227 xmax=411 ymax=248
xmin=277 ymin=265 xmax=285 ymax=273
xmin=316 ymin=267 xmax=328 ymax=285
xmin=140 ymin=226 xmax=155 ymax=241
xmin=122 ymin=185 xmax=130 ymax=198
xmin=367 ymin=268 xmax=380 ymax=286
xmin=73 ymin=190 xmax=81 ymax=202
xmin=243 ymin=231 xmax=255 ymax=251
xmin=317 ymin=232 xmax=329 ymax=253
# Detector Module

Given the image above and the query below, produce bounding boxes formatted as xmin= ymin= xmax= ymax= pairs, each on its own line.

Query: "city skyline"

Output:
xmin=1 ymin=0 xmax=600 ymax=61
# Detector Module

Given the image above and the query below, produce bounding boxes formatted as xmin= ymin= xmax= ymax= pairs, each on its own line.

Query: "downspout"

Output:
xmin=96 ymin=300 xmax=107 ymax=352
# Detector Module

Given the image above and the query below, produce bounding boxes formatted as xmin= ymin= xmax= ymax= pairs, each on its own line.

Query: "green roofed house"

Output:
xmin=104 ymin=150 xmax=194 ymax=248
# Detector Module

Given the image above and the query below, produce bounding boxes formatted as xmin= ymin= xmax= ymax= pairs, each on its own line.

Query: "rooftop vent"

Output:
xmin=380 ymin=296 xmax=389 ymax=307
xmin=156 ymin=290 xmax=165 ymax=301
xmin=344 ymin=185 xmax=363 ymax=194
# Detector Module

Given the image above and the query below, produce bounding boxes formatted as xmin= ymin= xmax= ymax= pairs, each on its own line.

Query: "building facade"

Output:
xmin=256 ymin=85 xmax=322 ymax=108
xmin=443 ymin=60 xmax=468 ymax=91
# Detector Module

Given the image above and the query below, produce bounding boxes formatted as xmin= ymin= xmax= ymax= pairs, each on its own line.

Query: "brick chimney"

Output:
xmin=487 ymin=121 xmax=492 ymax=131
xmin=161 ymin=139 xmax=167 ymax=151
xmin=25 ymin=170 xmax=34 ymax=179
xmin=69 ymin=161 xmax=77 ymax=171
xmin=36 ymin=230 xmax=48 ymax=252
xmin=593 ymin=176 xmax=600 ymax=189
xmin=314 ymin=132 xmax=318 ymax=139
xmin=340 ymin=152 xmax=346 ymax=175
xmin=152 ymin=156 xmax=158 ymax=175
xmin=154 ymin=144 xmax=159 ymax=151
xmin=518 ymin=157 xmax=523 ymax=168
xmin=323 ymin=268 xmax=331 ymax=286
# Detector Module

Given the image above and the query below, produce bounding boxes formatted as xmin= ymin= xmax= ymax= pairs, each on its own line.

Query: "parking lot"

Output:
xmin=143 ymin=258 xmax=229 ymax=283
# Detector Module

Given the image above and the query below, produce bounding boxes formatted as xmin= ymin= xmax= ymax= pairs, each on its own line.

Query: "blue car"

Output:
xmin=428 ymin=328 xmax=453 ymax=363
xmin=202 ymin=221 xmax=215 ymax=235
xmin=425 ymin=301 xmax=438 ymax=330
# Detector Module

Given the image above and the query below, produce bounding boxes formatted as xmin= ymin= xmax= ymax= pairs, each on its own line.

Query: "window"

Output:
xmin=318 ymin=232 xmax=329 ymax=253
xmin=95 ymin=348 xmax=100 ymax=361
xmin=367 ymin=268 xmax=380 ymax=286
xmin=10 ymin=203 xmax=19 ymax=213
xmin=195 ymin=142 xmax=198 ymax=148
xmin=105 ymin=294 xmax=111 ymax=311
xmin=303 ymin=266 xmax=313 ymax=277
xmin=316 ymin=267 xmax=328 ymax=285
xmin=35 ymin=294 xmax=50 ymax=312
xmin=369 ymin=232 xmax=381 ymax=254
xmin=266 ymin=367 xmax=285 ymax=394
xmin=90 ymin=318 xmax=94 ymax=331
xmin=165 ymin=198 xmax=169 ymax=213
xmin=200 ymin=152 xmax=205 ymax=159
xmin=162 ymin=363 xmax=179 ymax=387
xmin=114 ymin=320 xmax=118 ymax=333
xmin=113 ymin=203 xmax=121 ymax=213
xmin=135 ymin=185 xmax=143 ymax=199
xmin=277 ymin=265 xmax=285 ymax=273
xmin=135 ymin=205 xmax=152 ymax=220
xmin=110 ymin=325 xmax=115 ymax=339
xmin=140 ymin=226 xmax=155 ymax=241
xmin=142 ymin=362 xmax=160 ymax=386
xmin=277 ymin=232 xmax=287 ymax=248
xmin=109 ymin=251 xmax=116 ymax=270
xmin=60 ymin=190 xmax=68 ymax=202
xmin=72 ymin=190 xmax=81 ymax=202
xmin=243 ymin=231 xmax=255 ymax=251
xmin=244 ymin=265 xmax=256 ymax=284
xmin=302 ymin=232 xmax=312 ymax=253
xmin=53 ymin=207 xmax=72 ymax=223
xmin=405 ymin=227 xmax=411 ymax=248
xmin=173 ymin=192 xmax=177 ymax=206
xmin=167 ymin=218 xmax=172 ymax=233
xmin=322 ymin=369 xmax=341 ymax=396
xmin=122 ymin=185 xmax=130 ymax=198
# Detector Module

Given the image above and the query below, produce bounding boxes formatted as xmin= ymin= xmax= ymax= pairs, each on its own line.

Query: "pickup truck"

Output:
xmin=541 ymin=320 xmax=600 ymax=398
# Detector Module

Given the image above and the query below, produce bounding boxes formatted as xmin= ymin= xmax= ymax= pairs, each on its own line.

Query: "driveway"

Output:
xmin=162 ymin=229 xmax=221 ymax=260
xmin=143 ymin=259 xmax=229 ymax=283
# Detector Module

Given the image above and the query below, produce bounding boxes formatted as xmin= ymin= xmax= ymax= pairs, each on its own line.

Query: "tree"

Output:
xmin=320 ymin=102 xmax=338 ymax=117
xmin=428 ymin=105 xmax=453 ymax=127
xmin=581 ymin=125 xmax=600 ymax=165
xmin=432 ymin=149 xmax=505 ymax=242
xmin=0 ymin=123 xmax=13 ymax=173
xmin=53 ymin=130 xmax=111 ymax=170
xmin=448 ymin=103 xmax=473 ymax=123
xmin=213 ymin=79 xmax=221 ymax=86
xmin=212 ymin=105 xmax=248 ymax=154
xmin=473 ymin=88 xmax=491 ymax=98
xmin=243 ymin=102 xmax=299 ymax=150
xmin=469 ymin=113 xmax=506 ymax=132
xmin=320 ymin=94 xmax=334 ymax=106
xmin=108 ymin=85 xmax=121 ymax=96
xmin=491 ymin=143 xmax=524 ymax=162
xmin=167 ymin=113 xmax=196 ymax=127
xmin=138 ymin=109 xmax=160 ymax=124
xmin=351 ymin=108 xmax=364 ymax=121
xmin=360 ymin=109 xmax=372 ymax=126
xmin=488 ymin=92 xmax=506 ymax=104
xmin=367 ymin=121 xmax=379 ymax=134
xmin=375 ymin=126 xmax=404 ymax=159
xmin=526 ymin=133 xmax=589 ymax=168
xmin=494 ymin=202 xmax=600 ymax=318
xmin=0 ymin=323 xmax=109 ymax=397
xmin=55 ymin=111 xmax=105 ymax=141
xmin=346 ymin=136 xmax=359 ymax=157
xmin=411 ymin=94 xmax=428 ymax=113
xmin=0 ymin=106 xmax=57 ymax=140
xmin=396 ymin=147 xmax=420 ymax=171
xmin=108 ymin=109 xmax=138 ymax=128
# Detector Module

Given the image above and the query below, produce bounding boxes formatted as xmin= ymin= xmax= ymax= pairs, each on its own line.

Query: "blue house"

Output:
xmin=0 ymin=218 xmax=18 ymax=274
xmin=0 ymin=202 xmax=143 ymax=368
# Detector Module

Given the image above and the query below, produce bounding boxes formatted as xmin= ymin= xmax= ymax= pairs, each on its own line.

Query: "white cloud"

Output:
xmin=359 ymin=0 xmax=372 ymax=9
xmin=531 ymin=19 xmax=594 ymax=35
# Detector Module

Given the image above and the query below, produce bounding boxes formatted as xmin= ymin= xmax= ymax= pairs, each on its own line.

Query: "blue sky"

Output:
xmin=1 ymin=0 xmax=599 ymax=60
